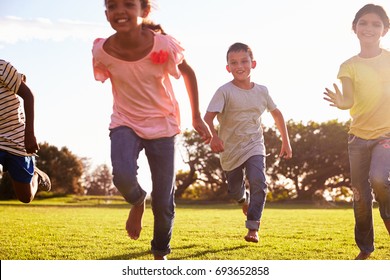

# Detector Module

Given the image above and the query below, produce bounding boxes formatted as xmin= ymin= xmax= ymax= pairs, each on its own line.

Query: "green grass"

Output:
xmin=0 ymin=196 xmax=389 ymax=260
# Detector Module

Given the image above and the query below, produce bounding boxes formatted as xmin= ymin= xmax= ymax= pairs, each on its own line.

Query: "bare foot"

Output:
xmin=126 ymin=202 xmax=145 ymax=240
xmin=242 ymin=202 xmax=248 ymax=216
xmin=244 ymin=230 xmax=259 ymax=243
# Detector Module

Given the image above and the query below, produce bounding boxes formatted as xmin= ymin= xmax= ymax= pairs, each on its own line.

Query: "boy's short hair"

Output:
xmin=226 ymin=43 xmax=254 ymax=62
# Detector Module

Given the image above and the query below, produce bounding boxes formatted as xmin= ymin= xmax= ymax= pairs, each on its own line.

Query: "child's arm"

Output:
xmin=323 ymin=78 xmax=354 ymax=110
xmin=178 ymin=60 xmax=211 ymax=143
xmin=16 ymin=81 xmax=39 ymax=154
xmin=203 ymin=111 xmax=224 ymax=153
xmin=270 ymin=108 xmax=292 ymax=159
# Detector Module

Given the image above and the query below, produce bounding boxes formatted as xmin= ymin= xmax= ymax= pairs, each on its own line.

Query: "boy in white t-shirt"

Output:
xmin=204 ymin=43 xmax=292 ymax=243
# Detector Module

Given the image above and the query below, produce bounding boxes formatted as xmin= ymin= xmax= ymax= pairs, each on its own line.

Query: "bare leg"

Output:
xmin=11 ymin=173 xmax=38 ymax=204
xmin=242 ymin=202 xmax=249 ymax=216
xmin=126 ymin=201 xmax=145 ymax=240
xmin=241 ymin=191 xmax=249 ymax=216
xmin=11 ymin=167 xmax=51 ymax=203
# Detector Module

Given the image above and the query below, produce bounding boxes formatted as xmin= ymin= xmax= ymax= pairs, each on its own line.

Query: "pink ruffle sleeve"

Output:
xmin=92 ymin=38 xmax=110 ymax=83
xmin=164 ymin=35 xmax=185 ymax=79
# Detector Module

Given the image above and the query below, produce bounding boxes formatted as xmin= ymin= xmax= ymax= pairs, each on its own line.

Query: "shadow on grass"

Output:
xmin=99 ymin=251 xmax=151 ymax=260
xmin=98 ymin=245 xmax=198 ymax=260
xmin=173 ymin=245 xmax=247 ymax=260
xmin=98 ymin=244 xmax=247 ymax=260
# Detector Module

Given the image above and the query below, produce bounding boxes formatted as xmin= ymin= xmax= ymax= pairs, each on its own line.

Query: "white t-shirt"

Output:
xmin=207 ymin=81 xmax=277 ymax=171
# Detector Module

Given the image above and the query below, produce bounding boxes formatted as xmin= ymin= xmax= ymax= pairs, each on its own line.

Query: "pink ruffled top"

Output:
xmin=92 ymin=33 xmax=185 ymax=139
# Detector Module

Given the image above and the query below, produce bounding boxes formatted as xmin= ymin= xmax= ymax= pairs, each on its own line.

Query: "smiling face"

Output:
xmin=226 ymin=50 xmax=256 ymax=85
xmin=104 ymin=0 xmax=150 ymax=32
xmin=353 ymin=13 xmax=389 ymax=46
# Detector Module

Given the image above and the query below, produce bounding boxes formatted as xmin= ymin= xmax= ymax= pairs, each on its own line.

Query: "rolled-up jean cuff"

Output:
xmin=246 ymin=220 xmax=260 ymax=230
xmin=151 ymin=247 xmax=171 ymax=257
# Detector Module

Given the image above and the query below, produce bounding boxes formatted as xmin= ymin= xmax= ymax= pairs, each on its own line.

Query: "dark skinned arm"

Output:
xmin=16 ymin=81 xmax=39 ymax=154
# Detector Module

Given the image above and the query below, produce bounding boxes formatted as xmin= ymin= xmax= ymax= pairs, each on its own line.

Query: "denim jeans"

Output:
xmin=348 ymin=134 xmax=390 ymax=254
xmin=110 ymin=126 xmax=176 ymax=256
xmin=225 ymin=155 xmax=267 ymax=230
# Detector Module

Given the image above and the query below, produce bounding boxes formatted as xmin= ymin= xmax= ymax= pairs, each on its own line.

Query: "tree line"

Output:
xmin=0 ymin=120 xmax=351 ymax=202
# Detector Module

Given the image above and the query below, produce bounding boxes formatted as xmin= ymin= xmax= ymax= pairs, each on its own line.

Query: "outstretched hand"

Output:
xmin=323 ymin=83 xmax=342 ymax=108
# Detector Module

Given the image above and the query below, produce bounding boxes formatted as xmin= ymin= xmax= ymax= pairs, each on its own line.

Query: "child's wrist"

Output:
xmin=192 ymin=112 xmax=201 ymax=119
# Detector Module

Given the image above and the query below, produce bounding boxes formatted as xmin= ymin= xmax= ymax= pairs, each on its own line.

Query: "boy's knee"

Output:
xmin=12 ymin=181 xmax=35 ymax=203
xmin=113 ymin=176 xmax=146 ymax=205
xmin=19 ymin=196 xmax=33 ymax=204
xmin=16 ymin=191 xmax=34 ymax=203
xmin=113 ymin=173 xmax=137 ymax=191
xmin=120 ymin=187 xmax=146 ymax=205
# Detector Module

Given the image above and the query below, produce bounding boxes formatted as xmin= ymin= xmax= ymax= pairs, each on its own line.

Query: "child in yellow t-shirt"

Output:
xmin=324 ymin=4 xmax=390 ymax=260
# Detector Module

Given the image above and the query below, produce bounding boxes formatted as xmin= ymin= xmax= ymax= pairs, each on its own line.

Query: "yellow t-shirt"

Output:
xmin=338 ymin=49 xmax=390 ymax=139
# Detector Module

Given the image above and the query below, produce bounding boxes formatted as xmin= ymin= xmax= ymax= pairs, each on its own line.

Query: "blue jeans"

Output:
xmin=348 ymin=135 xmax=390 ymax=254
xmin=110 ymin=126 xmax=176 ymax=256
xmin=225 ymin=155 xmax=267 ymax=230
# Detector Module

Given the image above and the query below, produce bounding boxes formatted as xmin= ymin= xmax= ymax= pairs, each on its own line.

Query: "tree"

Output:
xmin=84 ymin=164 xmax=115 ymax=196
xmin=176 ymin=130 xmax=228 ymax=200
xmin=177 ymin=120 xmax=351 ymax=202
xmin=1 ymin=121 xmax=352 ymax=201
xmin=264 ymin=120 xmax=350 ymax=201
xmin=36 ymin=142 xmax=84 ymax=195
xmin=0 ymin=142 xmax=85 ymax=198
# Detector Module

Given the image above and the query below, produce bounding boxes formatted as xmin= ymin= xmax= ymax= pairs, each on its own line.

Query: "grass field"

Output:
xmin=0 ymin=196 xmax=389 ymax=260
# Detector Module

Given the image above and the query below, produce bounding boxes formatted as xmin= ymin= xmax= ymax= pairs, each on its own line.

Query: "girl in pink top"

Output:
xmin=92 ymin=0 xmax=210 ymax=260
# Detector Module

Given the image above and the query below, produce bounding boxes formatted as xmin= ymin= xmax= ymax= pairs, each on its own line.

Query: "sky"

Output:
xmin=1 ymin=0 xmax=390 ymax=190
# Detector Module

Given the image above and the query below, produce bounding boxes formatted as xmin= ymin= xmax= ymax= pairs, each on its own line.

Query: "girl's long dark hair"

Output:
xmin=142 ymin=20 xmax=166 ymax=35
xmin=140 ymin=0 xmax=166 ymax=34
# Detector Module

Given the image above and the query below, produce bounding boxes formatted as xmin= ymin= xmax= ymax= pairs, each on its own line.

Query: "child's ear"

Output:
xmin=226 ymin=65 xmax=231 ymax=73
xmin=252 ymin=60 xmax=257 ymax=69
